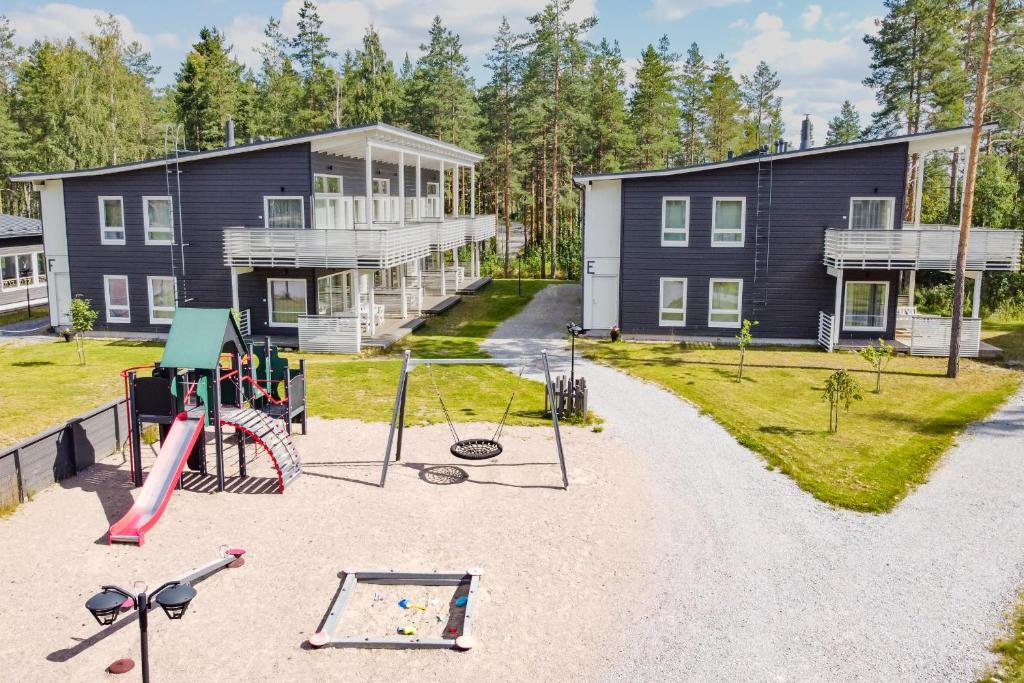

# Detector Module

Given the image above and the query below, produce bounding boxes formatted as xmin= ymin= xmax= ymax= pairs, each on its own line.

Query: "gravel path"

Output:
xmin=483 ymin=283 xmax=1024 ymax=682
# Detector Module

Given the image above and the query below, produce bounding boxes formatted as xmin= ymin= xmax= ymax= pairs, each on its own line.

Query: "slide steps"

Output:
xmin=220 ymin=408 xmax=302 ymax=491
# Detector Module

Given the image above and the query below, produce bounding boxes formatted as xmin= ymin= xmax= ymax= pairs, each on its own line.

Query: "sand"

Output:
xmin=0 ymin=416 xmax=659 ymax=681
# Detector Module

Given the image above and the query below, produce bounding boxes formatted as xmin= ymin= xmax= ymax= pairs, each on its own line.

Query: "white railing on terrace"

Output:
xmin=823 ymin=227 xmax=1023 ymax=271
xmin=431 ymin=219 xmax=468 ymax=251
xmin=298 ymin=314 xmax=361 ymax=353
xmin=223 ymin=225 xmax=432 ymax=270
xmin=462 ymin=214 xmax=497 ymax=242
xmin=236 ymin=309 xmax=251 ymax=341
xmin=909 ymin=315 xmax=981 ymax=357
xmin=817 ymin=311 xmax=835 ymax=352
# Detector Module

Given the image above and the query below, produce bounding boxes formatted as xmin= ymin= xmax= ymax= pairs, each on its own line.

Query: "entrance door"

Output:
xmin=590 ymin=275 xmax=618 ymax=329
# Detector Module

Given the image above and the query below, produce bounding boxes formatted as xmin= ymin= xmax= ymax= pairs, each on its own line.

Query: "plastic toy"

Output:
xmin=454 ymin=596 xmax=468 ymax=607
xmin=399 ymin=625 xmax=417 ymax=635
xmin=399 ymin=599 xmax=427 ymax=610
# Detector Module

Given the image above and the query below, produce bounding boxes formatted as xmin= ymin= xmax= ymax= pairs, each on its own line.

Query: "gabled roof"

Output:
xmin=0 ymin=214 xmax=42 ymax=239
xmin=573 ymin=124 xmax=996 ymax=184
xmin=160 ymin=308 xmax=247 ymax=371
xmin=11 ymin=122 xmax=484 ymax=183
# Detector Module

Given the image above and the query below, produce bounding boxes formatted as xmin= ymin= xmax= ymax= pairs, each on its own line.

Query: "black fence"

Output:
xmin=0 ymin=399 xmax=127 ymax=508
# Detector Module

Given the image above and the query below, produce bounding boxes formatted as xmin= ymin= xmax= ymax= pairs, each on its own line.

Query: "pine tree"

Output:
xmin=825 ymin=100 xmax=863 ymax=144
xmin=628 ymin=41 xmax=680 ymax=168
xmin=740 ymin=60 xmax=783 ymax=149
xmin=291 ymin=0 xmax=339 ymax=131
xmin=340 ymin=27 xmax=401 ymax=126
xmin=702 ymin=53 xmax=743 ymax=161
xmin=678 ymin=43 xmax=708 ymax=165
xmin=580 ymin=38 xmax=631 ymax=173
xmin=0 ymin=15 xmax=29 ymax=214
xmin=173 ymin=27 xmax=245 ymax=150
xmin=252 ymin=17 xmax=304 ymax=137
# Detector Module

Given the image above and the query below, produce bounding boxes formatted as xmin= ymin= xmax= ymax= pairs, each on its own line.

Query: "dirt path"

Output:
xmin=484 ymin=283 xmax=1024 ymax=682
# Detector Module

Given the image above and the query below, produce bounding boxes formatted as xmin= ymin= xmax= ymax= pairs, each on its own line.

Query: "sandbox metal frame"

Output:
xmin=309 ymin=569 xmax=482 ymax=650
xmin=379 ymin=351 xmax=568 ymax=489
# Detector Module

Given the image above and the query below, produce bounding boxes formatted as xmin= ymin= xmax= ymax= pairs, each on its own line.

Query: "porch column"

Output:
xmin=352 ymin=267 xmax=362 ymax=333
xmin=440 ymin=251 xmax=446 ymax=296
xmin=470 ymin=165 xmax=476 ymax=217
xmin=230 ymin=267 xmax=240 ymax=311
xmin=365 ymin=141 xmax=373 ymax=225
xmin=415 ymin=154 xmax=422 ymax=220
xmin=439 ymin=159 xmax=446 ymax=219
xmin=972 ymin=272 xmax=983 ymax=318
xmin=907 ymin=270 xmax=916 ymax=308
xmin=400 ymin=271 xmax=408 ymax=319
xmin=417 ymin=259 xmax=424 ymax=313
xmin=398 ymin=150 xmax=405 ymax=227
xmin=474 ymin=242 xmax=481 ymax=278
xmin=959 ymin=145 xmax=971 ymax=226
xmin=453 ymin=163 xmax=460 ymax=218
xmin=913 ymin=154 xmax=925 ymax=228
xmin=452 ymin=246 xmax=460 ymax=289
xmin=832 ymin=270 xmax=843 ymax=349
xmin=366 ymin=273 xmax=376 ymax=337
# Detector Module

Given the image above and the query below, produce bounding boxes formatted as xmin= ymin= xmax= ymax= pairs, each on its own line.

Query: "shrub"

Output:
xmin=822 ymin=369 xmax=862 ymax=433
xmin=68 ymin=296 xmax=98 ymax=365
xmin=859 ymin=338 xmax=895 ymax=393
xmin=735 ymin=319 xmax=758 ymax=381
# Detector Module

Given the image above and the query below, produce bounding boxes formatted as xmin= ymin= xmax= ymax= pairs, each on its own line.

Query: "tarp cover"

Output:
xmin=159 ymin=308 xmax=246 ymax=370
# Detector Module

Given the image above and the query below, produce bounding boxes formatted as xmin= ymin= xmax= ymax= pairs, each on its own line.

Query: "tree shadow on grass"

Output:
xmin=11 ymin=360 xmax=53 ymax=367
xmin=757 ymin=425 xmax=818 ymax=437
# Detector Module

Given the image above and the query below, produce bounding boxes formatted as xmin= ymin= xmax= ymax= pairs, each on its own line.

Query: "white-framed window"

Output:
xmin=372 ymin=178 xmax=392 ymax=222
xmin=708 ymin=278 xmax=743 ymax=328
xmin=267 ymin=278 xmax=308 ymax=327
xmin=99 ymin=196 xmax=125 ymax=245
xmin=843 ymin=281 xmax=889 ymax=331
xmin=849 ymin=197 xmax=895 ymax=230
xmin=316 ymin=271 xmax=355 ymax=316
xmin=143 ymin=196 xmax=174 ymax=245
xmin=424 ymin=180 xmax=441 ymax=219
xmin=1 ymin=251 xmax=45 ymax=290
xmin=712 ymin=197 xmax=746 ymax=247
xmin=661 ymin=197 xmax=690 ymax=247
xmin=426 ymin=181 xmax=439 ymax=196
xmin=659 ymin=277 xmax=687 ymax=327
xmin=314 ymin=174 xmax=347 ymax=229
xmin=372 ymin=177 xmax=391 ymax=195
xmin=147 ymin=275 xmax=176 ymax=325
xmin=103 ymin=275 xmax=131 ymax=323
xmin=264 ymin=196 xmax=305 ymax=229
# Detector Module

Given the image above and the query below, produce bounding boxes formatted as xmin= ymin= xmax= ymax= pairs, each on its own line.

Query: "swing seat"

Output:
xmin=450 ymin=438 xmax=503 ymax=461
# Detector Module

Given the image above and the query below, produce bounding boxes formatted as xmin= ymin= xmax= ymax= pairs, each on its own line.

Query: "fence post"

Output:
xmin=13 ymin=448 xmax=25 ymax=503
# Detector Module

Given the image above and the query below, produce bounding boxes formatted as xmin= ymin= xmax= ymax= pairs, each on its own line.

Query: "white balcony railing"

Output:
xmin=463 ymin=214 xmax=497 ymax=242
xmin=431 ymin=219 xmax=468 ymax=251
xmin=298 ymin=313 xmax=361 ymax=353
xmin=823 ymin=227 xmax=1023 ymax=271
xmin=817 ymin=311 xmax=835 ymax=352
xmin=223 ymin=225 xmax=432 ymax=270
xmin=908 ymin=315 xmax=982 ymax=357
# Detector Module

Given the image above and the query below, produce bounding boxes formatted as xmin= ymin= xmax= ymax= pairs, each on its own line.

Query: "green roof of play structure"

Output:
xmin=159 ymin=308 xmax=247 ymax=370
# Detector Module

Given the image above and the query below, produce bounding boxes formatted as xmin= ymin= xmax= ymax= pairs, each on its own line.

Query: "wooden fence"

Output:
xmin=0 ymin=399 xmax=126 ymax=509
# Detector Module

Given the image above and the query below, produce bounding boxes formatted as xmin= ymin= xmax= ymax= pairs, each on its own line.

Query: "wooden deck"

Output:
xmin=837 ymin=336 xmax=1004 ymax=359
xmin=456 ymin=276 xmax=492 ymax=295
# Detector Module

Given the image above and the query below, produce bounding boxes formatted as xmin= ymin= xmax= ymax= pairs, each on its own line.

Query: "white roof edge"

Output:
xmin=573 ymin=124 xmax=995 ymax=184
xmin=12 ymin=123 xmax=483 ymax=182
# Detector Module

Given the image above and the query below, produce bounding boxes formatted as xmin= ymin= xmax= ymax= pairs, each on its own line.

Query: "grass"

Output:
xmin=0 ymin=280 xmax=558 ymax=450
xmin=0 ymin=338 xmax=163 ymax=448
xmin=982 ymin=594 xmax=1024 ymax=683
xmin=0 ymin=305 xmax=48 ymax=327
xmin=293 ymin=279 xmax=559 ymax=426
xmin=984 ymin=318 xmax=1024 ymax=364
xmin=583 ymin=340 xmax=1020 ymax=512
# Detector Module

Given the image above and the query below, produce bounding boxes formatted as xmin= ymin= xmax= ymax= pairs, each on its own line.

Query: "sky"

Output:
xmin=0 ymin=0 xmax=885 ymax=145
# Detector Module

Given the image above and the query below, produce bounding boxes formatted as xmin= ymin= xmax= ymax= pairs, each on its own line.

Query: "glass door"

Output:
xmin=317 ymin=272 xmax=354 ymax=316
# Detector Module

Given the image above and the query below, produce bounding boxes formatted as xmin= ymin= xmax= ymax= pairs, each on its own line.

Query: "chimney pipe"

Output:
xmin=225 ymin=116 xmax=235 ymax=147
xmin=800 ymin=115 xmax=812 ymax=150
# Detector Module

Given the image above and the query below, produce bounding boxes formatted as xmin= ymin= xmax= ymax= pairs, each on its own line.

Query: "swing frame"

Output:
xmin=379 ymin=351 xmax=569 ymax=489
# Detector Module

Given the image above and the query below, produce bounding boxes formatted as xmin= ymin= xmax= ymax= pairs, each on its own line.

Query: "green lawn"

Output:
xmin=0 ymin=280 xmax=557 ymax=449
xmin=981 ymin=595 xmax=1024 ymax=683
xmin=984 ymin=318 xmax=1024 ymax=363
xmin=583 ymin=340 xmax=1020 ymax=512
xmin=0 ymin=305 xmax=48 ymax=327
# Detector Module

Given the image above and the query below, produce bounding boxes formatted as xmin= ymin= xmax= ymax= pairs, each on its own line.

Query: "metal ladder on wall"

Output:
xmin=163 ymin=125 xmax=192 ymax=306
xmin=751 ymin=152 xmax=774 ymax=315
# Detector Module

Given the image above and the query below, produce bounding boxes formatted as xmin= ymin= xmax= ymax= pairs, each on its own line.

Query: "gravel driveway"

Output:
xmin=484 ymin=283 xmax=1024 ymax=682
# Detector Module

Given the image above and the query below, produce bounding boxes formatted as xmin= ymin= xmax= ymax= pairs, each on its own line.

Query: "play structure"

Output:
xmin=380 ymin=351 xmax=568 ymax=489
xmin=109 ymin=308 xmax=306 ymax=545
xmin=309 ymin=568 xmax=482 ymax=650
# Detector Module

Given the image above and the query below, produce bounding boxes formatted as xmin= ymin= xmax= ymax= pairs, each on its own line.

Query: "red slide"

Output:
xmin=108 ymin=413 xmax=204 ymax=546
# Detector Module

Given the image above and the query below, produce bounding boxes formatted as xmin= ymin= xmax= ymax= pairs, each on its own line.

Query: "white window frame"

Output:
xmin=848 ymin=196 xmax=896 ymax=230
xmin=708 ymin=278 xmax=743 ymax=328
xmin=711 ymin=197 xmax=746 ymax=247
xmin=142 ymin=195 xmax=174 ymax=245
xmin=314 ymin=174 xmax=347 ymax=229
xmin=103 ymin=274 xmax=131 ymax=324
xmin=146 ymin=275 xmax=176 ymax=325
xmin=658 ymin=277 xmax=688 ymax=327
xmin=426 ymin=181 xmax=440 ymax=196
xmin=263 ymin=196 xmax=305 ymax=230
xmin=98 ymin=196 xmax=125 ymax=245
xmin=372 ymin=177 xmax=391 ymax=196
xmin=267 ymin=277 xmax=308 ymax=328
xmin=842 ymin=280 xmax=890 ymax=332
xmin=661 ymin=197 xmax=690 ymax=247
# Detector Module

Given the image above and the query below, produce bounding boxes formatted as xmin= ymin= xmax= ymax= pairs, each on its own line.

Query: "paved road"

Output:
xmin=484 ymin=283 xmax=1024 ymax=682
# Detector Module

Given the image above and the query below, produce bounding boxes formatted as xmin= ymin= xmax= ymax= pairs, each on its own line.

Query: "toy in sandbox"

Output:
xmin=109 ymin=308 xmax=307 ymax=546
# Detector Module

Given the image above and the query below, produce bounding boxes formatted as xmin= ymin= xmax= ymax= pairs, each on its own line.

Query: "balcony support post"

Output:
xmin=453 ymin=245 xmax=460 ymax=289
xmin=470 ymin=165 xmax=476 ymax=217
xmin=972 ymin=271 xmax=982 ymax=318
xmin=400 ymin=272 xmax=408 ymax=319
xmin=365 ymin=141 xmax=374 ymax=225
xmin=913 ymin=154 xmax=925 ymax=228
xmin=907 ymin=269 xmax=916 ymax=307
xmin=832 ymin=269 xmax=843 ymax=348
xmin=453 ymin=163 xmax=460 ymax=218
xmin=398 ymin=150 xmax=405 ymax=227
xmin=439 ymin=159 xmax=446 ymax=220
xmin=367 ymin=272 xmax=376 ymax=337
xmin=415 ymin=155 xmax=422 ymax=220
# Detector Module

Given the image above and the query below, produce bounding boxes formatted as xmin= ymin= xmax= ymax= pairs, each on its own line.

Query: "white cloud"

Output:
xmin=226 ymin=0 xmax=598 ymax=73
xmin=800 ymin=4 xmax=823 ymax=30
xmin=7 ymin=3 xmax=180 ymax=53
xmin=649 ymin=0 xmax=749 ymax=21
xmin=729 ymin=12 xmax=879 ymax=143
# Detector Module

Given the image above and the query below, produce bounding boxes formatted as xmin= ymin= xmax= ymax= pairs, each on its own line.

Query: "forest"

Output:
xmin=0 ymin=0 xmax=1021 ymax=307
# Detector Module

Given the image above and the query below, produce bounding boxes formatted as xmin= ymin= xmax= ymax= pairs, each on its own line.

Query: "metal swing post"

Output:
xmin=380 ymin=351 xmax=411 ymax=488
xmin=543 ymin=352 xmax=569 ymax=489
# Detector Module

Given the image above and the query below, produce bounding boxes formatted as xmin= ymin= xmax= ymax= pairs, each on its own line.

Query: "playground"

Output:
xmin=0 ymin=413 xmax=652 ymax=679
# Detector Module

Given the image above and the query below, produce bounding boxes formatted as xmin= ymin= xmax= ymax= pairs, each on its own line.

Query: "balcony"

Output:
xmin=223 ymin=224 xmax=432 ymax=270
xmin=823 ymin=226 xmax=1023 ymax=271
xmin=461 ymin=214 xmax=497 ymax=242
